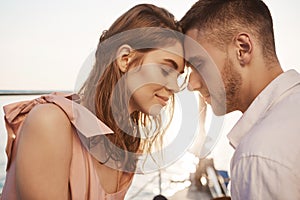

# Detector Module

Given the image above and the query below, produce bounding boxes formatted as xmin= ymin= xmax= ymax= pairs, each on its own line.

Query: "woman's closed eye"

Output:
xmin=160 ymin=66 xmax=173 ymax=77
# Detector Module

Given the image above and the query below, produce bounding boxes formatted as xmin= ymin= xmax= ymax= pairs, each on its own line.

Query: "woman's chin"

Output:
xmin=129 ymin=104 xmax=164 ymax=116
xmin=147 ymin=104 xmax=164 ymax=116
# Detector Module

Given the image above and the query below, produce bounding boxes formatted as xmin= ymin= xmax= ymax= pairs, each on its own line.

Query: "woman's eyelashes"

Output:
xmin=160 ymin=65 xmax=173 ymax=77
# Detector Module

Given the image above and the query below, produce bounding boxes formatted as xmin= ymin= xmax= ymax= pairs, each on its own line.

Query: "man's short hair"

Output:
xmin=180 ymin=0 xmax=276 ymax=59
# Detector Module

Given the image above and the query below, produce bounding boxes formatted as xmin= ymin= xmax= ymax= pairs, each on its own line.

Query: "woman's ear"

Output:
xmin=116 ymin=44 xmax=133 ymax=72
xmin=234 ymin=33 xmax=252 ymax=66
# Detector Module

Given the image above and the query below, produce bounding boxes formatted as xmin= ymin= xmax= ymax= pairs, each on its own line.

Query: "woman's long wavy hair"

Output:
xmin=79 ymin=4 xmax=183 ymax=172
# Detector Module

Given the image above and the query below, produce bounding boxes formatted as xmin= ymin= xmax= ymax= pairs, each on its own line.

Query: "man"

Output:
xmin=180 ymin=0 xmax=300 ymax=199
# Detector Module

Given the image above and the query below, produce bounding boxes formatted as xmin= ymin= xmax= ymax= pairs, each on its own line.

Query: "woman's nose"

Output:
xmin=166 ymin=79 xmax=180 ymax=93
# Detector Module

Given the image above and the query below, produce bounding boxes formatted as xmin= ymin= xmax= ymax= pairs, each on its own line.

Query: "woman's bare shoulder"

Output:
xmin=27 ymin=103 xmax=70 ymax=125
xmin=24 ymin=103 xmax=72 ymax=134
xmin=20 ymin=103 xmax=73 ymax=151
xmin=16 ymin=103 xmax=73 ymax=199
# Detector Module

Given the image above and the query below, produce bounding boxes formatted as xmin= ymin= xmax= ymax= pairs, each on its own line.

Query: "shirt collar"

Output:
xmin=227 ymin=69 xmax=300 ymax=148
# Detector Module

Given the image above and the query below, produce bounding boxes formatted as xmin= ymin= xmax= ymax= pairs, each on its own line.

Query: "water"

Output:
xmin=0 ymin=95 xmax=41 ymax=191
xmin=0 ymin=95 xmax=239 ymax=198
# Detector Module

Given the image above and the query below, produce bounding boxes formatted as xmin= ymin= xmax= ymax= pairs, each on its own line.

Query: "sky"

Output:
xmin=0 ymin=0 xmax=300 ymax=183
xmin=0 ymin=0 xmax=299 ymax=91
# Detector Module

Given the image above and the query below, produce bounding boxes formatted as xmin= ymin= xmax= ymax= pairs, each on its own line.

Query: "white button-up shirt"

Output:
xmin=228 ymin=70 xmax=300 ymax=200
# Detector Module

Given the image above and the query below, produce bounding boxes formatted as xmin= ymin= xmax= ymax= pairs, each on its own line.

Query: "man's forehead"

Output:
xmin=185 ymin=28 xmax=200 ymax=39
xmin=183 ymin=31 xmax=207 ymax=63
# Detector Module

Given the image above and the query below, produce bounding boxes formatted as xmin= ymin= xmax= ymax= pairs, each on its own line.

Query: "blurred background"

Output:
xmin=0 ymin=0 xmax=299 ymax=198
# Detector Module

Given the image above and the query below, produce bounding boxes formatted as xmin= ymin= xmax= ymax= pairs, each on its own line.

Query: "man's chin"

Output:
xmin=211 ymin=108 xmax=226 ymax=116
xmin=210 ymin=101 xmax=227 ymax=116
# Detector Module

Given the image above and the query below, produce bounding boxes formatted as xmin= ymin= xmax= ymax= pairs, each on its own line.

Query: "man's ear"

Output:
xmin=116 ymin=44 xmax=133 ymax=72
xmin=234 ymin=33 xmax=252 ymax=66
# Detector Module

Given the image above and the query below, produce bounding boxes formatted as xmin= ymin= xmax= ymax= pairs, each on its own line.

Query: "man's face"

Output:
xmin=184 ymin=29 xmax=242 ymax=115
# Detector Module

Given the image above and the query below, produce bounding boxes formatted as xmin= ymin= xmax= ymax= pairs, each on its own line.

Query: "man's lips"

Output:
xmin=203 ymin=95 xmax=211 ymax=104
xmin=199 ymin=92 xmax=211 ymax=103
xmin=202 ymin=94 xmax=210 ymax=99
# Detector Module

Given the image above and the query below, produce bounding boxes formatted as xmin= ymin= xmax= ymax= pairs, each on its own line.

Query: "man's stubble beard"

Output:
xmin=222 ymin=56 xmax=242 ymax=114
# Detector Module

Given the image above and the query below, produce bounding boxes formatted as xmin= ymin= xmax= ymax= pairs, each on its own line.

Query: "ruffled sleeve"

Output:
xmin=3 ymin=92 xmax=114 ymax=170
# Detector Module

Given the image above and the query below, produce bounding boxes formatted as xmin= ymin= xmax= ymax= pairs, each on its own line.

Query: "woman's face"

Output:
xmin=127 ymin=41 xmax=185 ymax=115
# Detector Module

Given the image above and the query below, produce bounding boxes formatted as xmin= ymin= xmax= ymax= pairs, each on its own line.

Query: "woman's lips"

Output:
xmin=155 ymin=94 xmax=169 ymax=106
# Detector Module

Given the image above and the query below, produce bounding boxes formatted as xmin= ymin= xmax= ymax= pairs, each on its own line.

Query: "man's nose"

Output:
xmin=187 ymin=81 xmax=195 ymax=91
xmin=187 ymin=71 xmax=202 ymax=91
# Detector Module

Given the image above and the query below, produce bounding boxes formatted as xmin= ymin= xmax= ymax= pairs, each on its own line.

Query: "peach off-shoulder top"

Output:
xmin=0 ymin=92 xmax=134 ymax=200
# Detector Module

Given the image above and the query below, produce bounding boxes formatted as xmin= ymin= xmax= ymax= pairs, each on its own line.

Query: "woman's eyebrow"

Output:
xmin=163 ymin=59 xmax=184 ymax=73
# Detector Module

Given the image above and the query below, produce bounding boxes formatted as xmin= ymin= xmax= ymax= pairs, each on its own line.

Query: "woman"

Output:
xmin=1 ymin=4 xmax=186 ymax=200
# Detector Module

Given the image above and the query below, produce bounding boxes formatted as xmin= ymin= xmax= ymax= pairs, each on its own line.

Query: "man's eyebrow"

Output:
xmin=186 ymin=56 xmax=205 ymax=67
xmin=163 ymin=59 xmax=184 ymax=73
xmin=188 ymin=56 xmax=201 ymax=64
